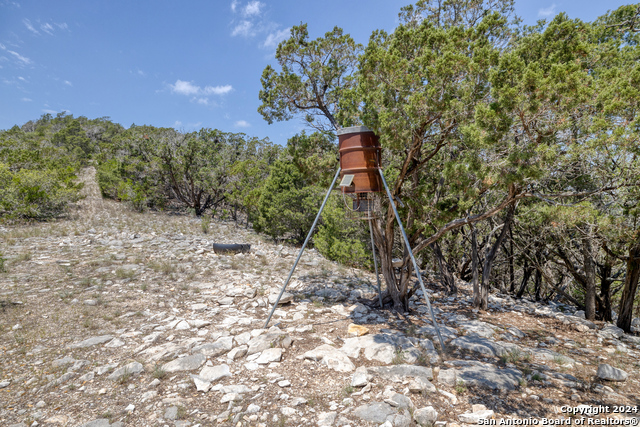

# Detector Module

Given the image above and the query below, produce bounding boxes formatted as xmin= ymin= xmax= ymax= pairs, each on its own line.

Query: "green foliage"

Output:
xmin=258 ymin=24 xmax=362 ymax=131
xmin=315 ymin=194 xmax=371 ymax=269
xmin=0 ymin=162 xmax=83 ymax=220
xmin=255 ymin=160 xmax=321 ymax=243
xmin=0 ymin=251 xmax=6 ymax=273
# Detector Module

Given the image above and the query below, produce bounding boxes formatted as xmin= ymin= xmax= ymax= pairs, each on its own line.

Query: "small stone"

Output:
xmin=347 ymin=323 xmax=369 ymax=337
xmin=191 ymin=375 xmax=212 ymax=392
xmin=105 ymin=338 xmax=125 ymax=348
xmin=351 ymin=366 xmax=368 ymax=387
xmin=409 ymin=376 xmax=437 ymax=394
xmin=318 ymin=411 xmax=337 ymax=426
xmin=68 ymin=335 xmax=114 ymax=349
xmin=269 ymin=292 xmax=294 ymax=305
xmin=458 ymin=410 xmax=495 ymax=424
xmin=596 ymin=364 xmax=629 ymax=381
xmin=221 ymin=392 xmax=243 ymax=403
xmin=199 ymin=364 xmax=231 ymax=382
xmin=246 ymin=404 xmax=261 ymax=413
xmin=107 ymin=362 xmax=144 ymax=381
xmin=174 ymin=320 xmax=191 ymax=330
xmin=161 ymin=354 xmax=206 ymax=373
xmin=278 ymin=380 xmax=291 ymax=387
xmin=52 ymin=356 xmax=76 ymax=368
xmin=228 ymin=345 xmax=248 ymax=360
xmin=280 ymin=407 xmax=297 ymax=416
xmin=125 ymin=404 xmax=135 ymax=412
xmin=255 ymin=348 xmax=283 ymax=364
xmin=164 ymin=406 xmax=179 ymax=420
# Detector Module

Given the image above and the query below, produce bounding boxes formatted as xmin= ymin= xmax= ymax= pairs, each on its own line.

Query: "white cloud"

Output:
xmin=0 ymin=43 xmax=31 ymax=65
xmin=243 ymin=1 xmax=263 ymax=17
xmin=174 ymin=120 xmax=183 ymax=128
xmin=23 ymin=18 xmax=39 ymax=35
xmin=64 ymin=80 xmax=72 ymax=86
xmin=41 ymin=23 xmax=54 ymax=35
xmin=203 ymin=84 xmax=233 ymax=95
xmin=24 ymin=19 xmax=69 ymax=36
xmin=18 ymin=76 xmax=25 ymax=81
xmin=230 ymin=0 xmax=238 ymax=12
xmin=235 ymin=120 xmax=251 ymax=128
xmin=169 ymin=79 xmax=232 ymax=107
xmin=171 ymin=79 xmax=201 ymax=96
xmin=263 ymin=27 xmax=290 ymax=49
xmin=42 ymin=109 xmax=58 ymax=115
xmin=232 ymin=20 xmax=253 ymax=37
xmin=21 ymin=97 xmax=32 ymax=102
xmin=538 ymin=4 xmax=557 ymax=18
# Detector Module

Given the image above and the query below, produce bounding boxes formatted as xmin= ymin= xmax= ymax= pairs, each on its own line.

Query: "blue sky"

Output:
xmin=0 ymin=0 xmax=632 ymax=144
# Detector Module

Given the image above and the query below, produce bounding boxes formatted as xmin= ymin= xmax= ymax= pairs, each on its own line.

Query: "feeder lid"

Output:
xmin=337 ymin=125 xmax=373 ymax=136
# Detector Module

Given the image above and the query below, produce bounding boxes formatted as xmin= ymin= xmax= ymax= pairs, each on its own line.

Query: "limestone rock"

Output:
xmin=318 ymin=411 xmax=337 ymax=426
xmin=192 ymin=336 xmax=233 ymax=357
xmin=414 ymin=406 xmax=439 ymax=425
xmin=450 ymin=360 xmax=522 ymax=391
xmin=351 ymin=366 xmax=369 ymax=387
xmin=199 ymin=364 xmax=231 ymax=382
xmin=353 ymin=402 xmax=396 ymax=424
xmin=161 ymin=354 xmax=206 ymax=373
xmin=247 ymin=329 xmax=292 ymax=355
xmin=409 ymin=376 xmax=437 ymax=394
xmin=255 ymin=347 xmax=283 ymax=364
xmin=347 ymin=323 xmax=369 ymax=337
xmin=68 ymin=335 xmax=114 ymax=349
xmin=107 ymin=362 xmax=144 ymax=381
xmin=458 ymin=409 xmax=495 ymax=424
xmin=303 ymin=344 xmax=355 ymax=372
xmin=597 ymin=364 xmax=629 ymax=381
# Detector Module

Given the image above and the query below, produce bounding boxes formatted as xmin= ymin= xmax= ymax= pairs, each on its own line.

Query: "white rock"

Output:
xmin=255 ymin=348 xmax=283 ymax=364
xmin=174 ymin=320 xmax=191 ymax=330
xmin=458 ymin=410 xmax=495 ymax=424
xmin=191 ymin=375 xmax=212 ymax=392
xmin=199 ymin=364 xmax=231 ymax=382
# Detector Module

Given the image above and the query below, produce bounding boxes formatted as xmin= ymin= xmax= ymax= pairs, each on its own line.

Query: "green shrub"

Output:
xmin=255 ymin=160 xmax=321 ymax=243
xmin=315 ymin=194 xmax=371 ymax=269
xmin=0 ymin=163 xmax=83 ymax=220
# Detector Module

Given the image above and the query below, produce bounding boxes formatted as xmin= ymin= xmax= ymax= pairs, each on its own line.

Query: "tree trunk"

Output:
xmin=431 ymin=241 xmax=456 ymax=294
xmin=617 ymin=231 xmax=640 ymax=332
xmin=476 ymin=204 xmax=514 ymax=309
xmin=582 ymin=234 xmax=597 ymax=321
xmin=534 ymin=267 xmax=542 ymax=301
xmin=471 ymin=225 xmax=480 ymax=307
xmin=507 ymin=227 xmax=515 ymax=293
xmin=598 ymin=256 xmax=613 ymax=322
xmin=370 ymin=218 xmax=408 ymax=312
xmin=516 ymin=259 xmax=532 ymax=299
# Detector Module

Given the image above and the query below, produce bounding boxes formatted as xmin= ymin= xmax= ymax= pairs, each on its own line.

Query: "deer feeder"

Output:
xmin=337 ymin=126 xmax=382 ymax=218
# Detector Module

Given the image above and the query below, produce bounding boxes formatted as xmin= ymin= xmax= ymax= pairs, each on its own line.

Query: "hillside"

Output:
xmin=0 ymin=168 xmax=638 ymax=427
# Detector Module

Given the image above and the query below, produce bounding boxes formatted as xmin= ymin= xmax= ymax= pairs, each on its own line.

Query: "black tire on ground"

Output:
xmin=212 ymin=243 xmax=251 ymax=254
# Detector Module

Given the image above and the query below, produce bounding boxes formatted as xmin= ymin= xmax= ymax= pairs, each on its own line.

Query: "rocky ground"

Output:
xmin=1 ymin=167 xmax=639 ymax=427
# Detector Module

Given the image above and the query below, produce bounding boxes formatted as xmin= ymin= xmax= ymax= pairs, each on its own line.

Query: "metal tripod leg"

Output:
xmin=378 ymin=168 xmax=447 ymax=356
xmin=368 ymin=218 xmax=383 ymax=308
xmin=263 ymin=167 xmax=342 ymax=329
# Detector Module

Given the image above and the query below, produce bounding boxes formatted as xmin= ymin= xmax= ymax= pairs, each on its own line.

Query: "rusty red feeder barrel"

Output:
xmin=337 ymin=126 xmax=382 ymax=194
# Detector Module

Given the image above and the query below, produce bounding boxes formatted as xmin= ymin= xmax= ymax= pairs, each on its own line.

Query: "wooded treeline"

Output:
xmin=257 ymin=0 xmax=640 ymax=331
xmin=2 ymin=0 xmax=640 ymax=331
